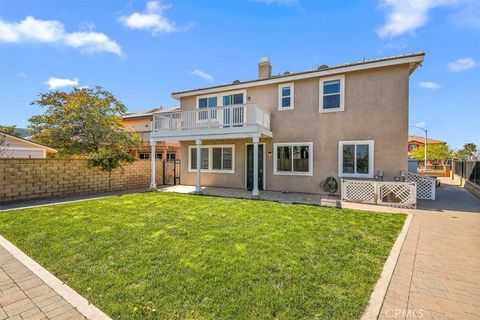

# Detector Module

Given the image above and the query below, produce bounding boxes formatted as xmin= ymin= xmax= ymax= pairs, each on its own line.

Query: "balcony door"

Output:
xmin=222 ymin=93 xmax=244 ymax=126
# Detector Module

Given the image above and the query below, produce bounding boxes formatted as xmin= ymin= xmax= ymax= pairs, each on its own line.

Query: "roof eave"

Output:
xmin=171 ymin=52 xmax=425 ymax=100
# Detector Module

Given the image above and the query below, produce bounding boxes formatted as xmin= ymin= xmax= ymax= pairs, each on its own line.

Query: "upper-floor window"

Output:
xmin=198 ymin=96 xmax=218 ymax=109
xmin=408 ymin=144 xmax=418 ymax=152
xmin=320 ymin=75 xmax=345 ymax=112
xmin=278 ymin=83 xmax=294 ymax=110
xmin=197 ymin=96 xmax=218 ymax=121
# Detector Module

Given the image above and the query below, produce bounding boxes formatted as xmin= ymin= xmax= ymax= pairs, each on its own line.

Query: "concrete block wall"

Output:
xmin=0 ymin=159 xmax=163 ymax=204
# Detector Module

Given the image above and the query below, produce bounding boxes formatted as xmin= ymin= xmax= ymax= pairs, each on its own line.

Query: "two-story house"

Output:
xmin=122 ymin=108 xmax=180 ymax=161
xmin=148 ymin=52 xmax=425 ymax=197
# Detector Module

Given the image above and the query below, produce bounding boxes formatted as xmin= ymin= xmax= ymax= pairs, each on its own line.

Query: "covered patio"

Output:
xmin=148 ymin=103 xmax=272 ymax=197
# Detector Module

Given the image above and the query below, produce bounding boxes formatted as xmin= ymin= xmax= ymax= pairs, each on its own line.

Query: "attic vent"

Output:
xmin=232 ymin=80 xmax=241 ymax=84
xmin=283 ymin=71 xmax=291 ymax=75
xmin=317 ymin=64 xmax=329 ymax=70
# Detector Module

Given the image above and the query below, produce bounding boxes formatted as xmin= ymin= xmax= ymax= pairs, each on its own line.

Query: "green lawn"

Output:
xmin=0 ymin=193 xmax=405 ymax=320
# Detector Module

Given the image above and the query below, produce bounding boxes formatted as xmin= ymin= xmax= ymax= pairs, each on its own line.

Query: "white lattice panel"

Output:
xmin=377 ymin=182 xmax=416 ymax=207
xmin=341 ymin=179 xmax=417 ymax=208
xmin=342 ymin=180 xmax=376 ymax=204
xmin=407 ymin=172 xmax=436 ymax=200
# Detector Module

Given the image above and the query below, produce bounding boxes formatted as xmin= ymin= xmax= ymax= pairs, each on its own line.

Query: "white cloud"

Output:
xmin=0 ymin=16 xmax=122 ymax=55
xmin=119 ymin=1 xmax=176 ymax=35
xmin=17 ymin=72 xmax=27 ymax=78
xmin=377 ymin=0 xmax=458 ymax=38
xmin=419 ymin=81 xmax=441 ymax=89
xmin=190 ymin=69 xmax=214 ymax=82
xmin=415 ymin=121 xmax=426 ymax=128
xmin=447 ymin=57 xmax=479 ymax=72
xmin=46 ymin=77 xmax=79 ymax=90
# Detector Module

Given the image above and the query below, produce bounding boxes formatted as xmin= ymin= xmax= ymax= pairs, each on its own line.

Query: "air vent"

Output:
xmin=232 ymin=80 xmax=241 ymax=84
xmin=317 ymin=64 xmax=329 ymax=70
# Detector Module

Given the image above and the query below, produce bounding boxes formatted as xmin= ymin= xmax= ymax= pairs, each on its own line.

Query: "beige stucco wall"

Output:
xmin=179 ymin=64 xmax=409 ymax=194
xmin=123 ymin=117 xmax=152 ymax=132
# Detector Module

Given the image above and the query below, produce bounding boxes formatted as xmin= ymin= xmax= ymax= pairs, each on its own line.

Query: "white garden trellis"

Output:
xmin=406 ymin=172 xmax=436 ymax=200
xmin=341 ymin=179 xmax=417 ymax=208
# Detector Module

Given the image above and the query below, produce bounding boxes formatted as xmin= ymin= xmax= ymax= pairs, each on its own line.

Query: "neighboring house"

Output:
xmin=149 ymin=52 xmax=425 ymax=196
xmin=408 ymin=135 xmax=446 ymax=156
xmin=408 ymin=135 xmax=447 ymax=167
xmin=0 ymin=127 xmax=30 ymax=138
xmin=0 ymin=132 xmax=57 ymax=158
xmin=122 ymin=108 xmax=180 ymax=160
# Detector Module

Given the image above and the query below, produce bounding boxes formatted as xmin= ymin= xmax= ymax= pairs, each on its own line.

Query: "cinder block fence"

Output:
xmin=0 ymin=159 xmax=163 ymax=204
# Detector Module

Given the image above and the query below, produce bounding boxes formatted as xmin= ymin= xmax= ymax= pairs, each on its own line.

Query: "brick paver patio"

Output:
xmin=0 ymin=246 xmax=86 ymax=320
xmin=379 ymin=178 xmax=480 ymax=319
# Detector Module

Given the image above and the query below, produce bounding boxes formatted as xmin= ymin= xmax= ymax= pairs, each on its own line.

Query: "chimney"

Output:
xmin=258 ymin=57 xmax=272 ymax=79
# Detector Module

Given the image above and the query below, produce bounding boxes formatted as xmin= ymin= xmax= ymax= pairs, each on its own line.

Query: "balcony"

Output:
xmin=151 ymin=104 xmax=272 ymax=141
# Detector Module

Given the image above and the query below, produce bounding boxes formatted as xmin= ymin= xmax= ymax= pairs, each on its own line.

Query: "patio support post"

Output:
xmin=149 ymin=140 xmax=157 ymax=190
xmin=195 ymin=139 xmax=202 ymax=194
xmin=252 ymin=136 xmax=260 ymax=198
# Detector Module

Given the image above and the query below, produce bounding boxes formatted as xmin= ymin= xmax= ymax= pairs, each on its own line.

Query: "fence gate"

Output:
xmin=407 ymin=172 xmax=436 ymax=200
xmin=163 ymin=160 xmax=180 ymax=185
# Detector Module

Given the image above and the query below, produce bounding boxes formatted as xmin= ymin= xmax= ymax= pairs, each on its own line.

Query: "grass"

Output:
xmin=0 ymin=192 xmax=405 ymax=319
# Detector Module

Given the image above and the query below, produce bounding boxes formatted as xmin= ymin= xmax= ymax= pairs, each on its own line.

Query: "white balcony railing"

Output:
xmin=152 ymin=104 xmax=270 ymax=132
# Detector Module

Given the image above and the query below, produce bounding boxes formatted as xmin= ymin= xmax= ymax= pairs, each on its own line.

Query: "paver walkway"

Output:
xmin=379 ymin=178 xmax=480 ymax=319
xmin=0 ymin=246 xmax=86 ymax=320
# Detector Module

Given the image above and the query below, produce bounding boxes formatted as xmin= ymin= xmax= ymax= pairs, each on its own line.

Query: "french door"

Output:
xmin=222 ymin=93 xmax=244 ymax=126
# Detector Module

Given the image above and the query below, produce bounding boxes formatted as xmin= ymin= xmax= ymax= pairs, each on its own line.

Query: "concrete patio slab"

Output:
xmin=158 ymin=185 xmax=341 ymax=207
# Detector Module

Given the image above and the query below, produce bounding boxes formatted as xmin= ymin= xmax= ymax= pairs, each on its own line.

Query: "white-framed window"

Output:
xmin=319 ymin=75 xmax=345 ymax=112
xmin=278 ymin=83 xmax=294 ymax=110
xmin=196 ymin=95 xmax=218 ymax=121
xmin=139 ymin=153 xmax=150 ymax=160
xmin=338 ymin=140 xmax=374 ymax=178
xmin=273 ymin=142 xmax=313 ymax=176
xmin=195 ymin=90 xmax=247 ymax=124
xmin=188 ymin=145 xmax=235 ymax=173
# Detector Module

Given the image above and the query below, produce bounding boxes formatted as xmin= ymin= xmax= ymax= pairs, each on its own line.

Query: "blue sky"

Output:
xmin=0 ymin=0 xmax=478 ymax=149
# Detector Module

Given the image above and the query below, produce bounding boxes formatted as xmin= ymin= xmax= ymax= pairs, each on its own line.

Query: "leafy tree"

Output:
xmin=0 ymin=125 xmax=20 ymax=137
xmin=454 ymin=143 xmax=478 ymax=160
xmin=29 ymin=86 xmax=141 ymax=173
xmin=410 ymin=143 xmax=452 ymax=161
xmin=0 ymin=133 xmax=12 ymax=157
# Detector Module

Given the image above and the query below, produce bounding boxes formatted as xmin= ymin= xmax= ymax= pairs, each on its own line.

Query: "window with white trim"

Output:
xmin=338 ymin=140 xmax=374 ymax=178
xmin=197 ymin=96 xmax=218 ymax=120
xmin=139 ymin=153 xmax=150 ymax=160
xmin=320 ymin=75 xmax=344 ymax=112
xmin=273 ymin=142 xmax=313 ymax=176
xmin=189 ymin=145 xmax=234 ymax=173
xmin=278 ymin=83 xmax=294 ymax=110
